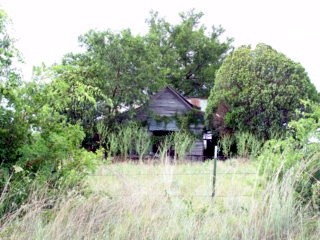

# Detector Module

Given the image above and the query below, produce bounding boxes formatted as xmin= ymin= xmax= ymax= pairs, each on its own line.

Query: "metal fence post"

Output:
xmin=212 ymin=146 xmax=218 ymax=198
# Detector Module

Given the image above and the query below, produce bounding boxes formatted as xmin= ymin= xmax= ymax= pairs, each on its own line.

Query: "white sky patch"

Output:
xmin=1 ymin=0 xmax=319 ymax=90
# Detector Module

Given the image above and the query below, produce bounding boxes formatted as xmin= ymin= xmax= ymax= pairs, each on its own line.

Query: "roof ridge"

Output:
xmin=165 ymin=86 xmax=196 ymax=110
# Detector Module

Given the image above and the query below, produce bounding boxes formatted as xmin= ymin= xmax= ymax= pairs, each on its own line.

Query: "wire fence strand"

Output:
xmin=89 ymin=165 xmax=259 ymax=198
xmin=90 ymin=172 xmax=257 ymax=176
xmin=105 ymin=194 xmax=257 ymax=198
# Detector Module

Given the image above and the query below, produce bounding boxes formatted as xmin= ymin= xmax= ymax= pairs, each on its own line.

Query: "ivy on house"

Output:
xmin=176 ymin=109 xmax=203 ymax=133
xmin=146 ymin=109 xmax=203 ymax=135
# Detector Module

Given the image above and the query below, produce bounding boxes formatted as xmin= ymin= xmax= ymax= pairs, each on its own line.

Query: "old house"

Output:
xmin=137 ymin=86 xmax=213 ymax=160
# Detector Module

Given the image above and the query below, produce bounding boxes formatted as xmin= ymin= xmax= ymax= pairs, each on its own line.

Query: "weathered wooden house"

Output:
xmin=137 ymin=86 xmax=212 ymax=160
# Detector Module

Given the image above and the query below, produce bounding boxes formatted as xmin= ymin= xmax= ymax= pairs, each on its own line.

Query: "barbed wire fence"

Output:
xmin=89 ymin=172 xmax=259 ymax=198
xmin=90 ymin=147 xmax=259 ymax=199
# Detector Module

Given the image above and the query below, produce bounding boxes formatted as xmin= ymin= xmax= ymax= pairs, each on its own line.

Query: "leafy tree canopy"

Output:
xmin=53 ymin=29 xmax=161 ymax=145
xmin=205 ymin=43 xmax=319 ymax=139
xmin=146 ymin=9 xmax=232 ymax=97
xmin=0 ymin=9 xmax=20 ymax=85
xmin=50 ymin=10 xmax=232 ymax=148
xmin=0 ymin=9 xmax=24 ymax=163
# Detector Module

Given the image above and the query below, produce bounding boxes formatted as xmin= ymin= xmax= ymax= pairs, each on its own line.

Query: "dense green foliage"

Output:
xmin=56 ymin=29 xmax=160 ymax=146
xmin=146 ymin=10 xmax=232 ymax=97
xmin=219 ymin=131 xmax=262 ymax=159
xmin=50 ymin=10 xmax=231 ymax=148
xmin=102 ymin=122 xmax=193 ymax=163
xmin=0 ymin=9 xmax=24 ymax=164
xmin=1 ymin=9 xmax=228 ymax=215
xmin=0 ymin=75 xmax=100 ymax=215
xmin=41 ymin=63 xmax=112 ymax=150
xmin=0 ymin=10 xmax=99 ymax=215
xmin=206 ymin=44 xmax=319 ymax=140
xmin=259 ymin=102 xmax=320 ymax=210
xmin=1 ymin=6 xmax=319 ymax=222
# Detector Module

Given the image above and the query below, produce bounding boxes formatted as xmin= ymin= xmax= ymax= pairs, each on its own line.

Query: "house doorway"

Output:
xmin=151 ymin=131 xmax=174 ymax=157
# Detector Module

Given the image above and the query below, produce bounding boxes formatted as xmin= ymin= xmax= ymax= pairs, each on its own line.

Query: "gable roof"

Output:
xmin=152 ymin=86 xmax=197 ymax=110
xmin=136 ymin=86 xmax=200 ymax=121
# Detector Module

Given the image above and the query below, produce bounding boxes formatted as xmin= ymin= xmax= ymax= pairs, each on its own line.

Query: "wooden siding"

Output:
xmin=187 ymin=139 xmax=204 ymax=161
xmin=149 ymin=87 xmax=193 ymax=116
xmin=135 ymin=86 xmax=206 ymax=160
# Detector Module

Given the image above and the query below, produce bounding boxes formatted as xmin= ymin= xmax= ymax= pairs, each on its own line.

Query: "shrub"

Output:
xmin=172 ymin=131 xmax=194 ymax=162
xmin=134 ymin=128 xmax=151 ymax=163
xmin=259 ymin=102 xmax=320 ymax=210
xmin=234 ymin=131 xmax=262 ymax=158
xmin=218 ymin=134 xmax=234 ymax=158
xmin=0 ymin=122 xmax=99 ymax=216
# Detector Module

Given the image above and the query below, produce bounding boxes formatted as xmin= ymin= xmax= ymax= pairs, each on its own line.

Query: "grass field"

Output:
xmin=1 ymin=159 xmax=319 ymax=240
xmin=88 ymin=158 xmax=261 ymax=199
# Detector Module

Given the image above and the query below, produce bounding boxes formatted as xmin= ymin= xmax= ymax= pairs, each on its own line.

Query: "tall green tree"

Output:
xmin=52 ymin=29 xmax=163 ymax=147
xmin=206 ymin=43 xmax=319 ymax=139
xmin=0 ymin=9 xmax=26 ymax=164
xmin=47 ymin=63 xmax=111 ymax=150
xmin=0 ymin=8 xmax=100 ymax=215
xmin=59 ymin=29 xmax=163 ymax=122
xmin=48 ymin=10 xmax=232 ymax=148
xmin=85 ymin=29 xmax=163 ymax=108
xmin=0 ymin=9 xmax=20 ymax=85
xmin=0 ymin=76 xmax=101 ymax=215
xmin=146 ymin=9 xmax=232 ymax=97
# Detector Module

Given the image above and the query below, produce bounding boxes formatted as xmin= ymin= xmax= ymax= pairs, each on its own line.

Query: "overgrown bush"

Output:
xmin=259 ymin=102 xmax=320 ymax=210
xmin=173 ymin=131 xmax=194 ymax=162
xmin=135 ymin=128 xmax=151 ymax=163
xmin=158 ymin=135 xmax=173 ymax=163
xmin=105 ymin=122 xmax=152 ymax=161
xmin=218 ymin=132 xmax=263 ymax=159
xmin=0 ymin=122 xmax=99 ymax=216
xmin=234 ymin=132 xmax=262 ymax=158
xmin=219 ymin=134 xmax=234 ymax=158
xmin=0 ymin=77 xmax=102 ymax=216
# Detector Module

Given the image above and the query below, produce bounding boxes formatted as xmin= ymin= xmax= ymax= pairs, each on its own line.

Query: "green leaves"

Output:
xmin=0 ymin=9 xmax=20 ymax=87
xmin=0 ymin=9 xmax=25 ymax=164
xmin=36 ymin=10 xmax=232 ymax=150
xmin=206 ymin=43 xmax=319 ymax=140
xmin=146 ymin=10 xmax=232 ymax=97
xmin=259 ymin=102 xmax=320 ymax=209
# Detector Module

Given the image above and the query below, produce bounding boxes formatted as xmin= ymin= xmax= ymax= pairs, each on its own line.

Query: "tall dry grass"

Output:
xmin=1 ymin=161 xmax=319 ymax=240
